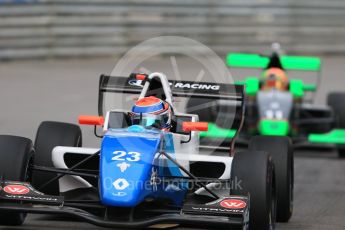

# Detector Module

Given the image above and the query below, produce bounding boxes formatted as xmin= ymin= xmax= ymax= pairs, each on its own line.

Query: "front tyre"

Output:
xmin=32 ymin=121 xmax=82 ymax=195
xmin=249 ymin=136 xmax=293 ymax=222
xmin=327 ymin=92 xmax=345 ymax=158
xmin=0 ymin=135 xmax=34 ymax=226
xmin=231 ymin=150 xmax=276 ymax=230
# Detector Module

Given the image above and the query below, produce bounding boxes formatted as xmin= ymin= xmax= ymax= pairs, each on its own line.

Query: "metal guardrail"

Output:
xmin=1 ymin=0 xmax=345 ymax=59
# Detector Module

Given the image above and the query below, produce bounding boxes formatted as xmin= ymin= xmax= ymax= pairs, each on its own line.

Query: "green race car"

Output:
xmin=187 ymin=51 xmax=345 ymax=157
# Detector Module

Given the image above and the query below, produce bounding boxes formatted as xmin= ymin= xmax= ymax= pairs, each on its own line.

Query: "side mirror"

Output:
xmin=135 ymin=74 xmax=147 ymax=80
xmin=78 ymin=115 xmax=104 ymax=126
xmin=182 ymin=122 xmax=208 ymax=132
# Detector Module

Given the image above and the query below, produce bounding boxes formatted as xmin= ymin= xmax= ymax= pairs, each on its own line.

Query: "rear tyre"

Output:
xmin=0 ymin=135 xmax=34 ymax=226
xmin=327 ymin=92 xmax=345 ymax=158
xmin=32 ymin=121 xmax=82 ymax=195
xmin=249 ymin=136 xmax=293 ymax=222
xmin=231 ymin=150 xmax=276 ymax=230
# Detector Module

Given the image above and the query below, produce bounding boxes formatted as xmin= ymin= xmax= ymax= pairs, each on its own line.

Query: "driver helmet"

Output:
xmin=262 ymin=67 xmax=289 ymax=91
xmin=130 ymin=96 xmax=172 ymax=130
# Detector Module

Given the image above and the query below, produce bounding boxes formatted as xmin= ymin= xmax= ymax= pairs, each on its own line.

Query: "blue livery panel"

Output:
xmin=156 ymin=133 xmax=189 ymax=205
xmin=99 ymin=129 xmax=161 ymax=207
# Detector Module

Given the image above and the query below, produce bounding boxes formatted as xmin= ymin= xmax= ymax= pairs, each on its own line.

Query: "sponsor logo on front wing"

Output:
xmin=220 ymin=199 xmax=247 ymax=209
xmin=4 ymin=185 xmax=30 ymax=195
xmin=184 ymin=198 xmax=247 ymax=215
xmin=5 ymin=194 xmax=59 ymax=202
xmin=190 ymin=206 xmax=244 ymax=214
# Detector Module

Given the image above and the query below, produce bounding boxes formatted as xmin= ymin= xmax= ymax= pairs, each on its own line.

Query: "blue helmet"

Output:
xmin=130 ymin=96 xmax=172 ymax=130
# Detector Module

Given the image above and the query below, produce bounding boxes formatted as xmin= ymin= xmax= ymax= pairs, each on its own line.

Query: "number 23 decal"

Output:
xmin=112 ymin=151 xmax=141 ymax=162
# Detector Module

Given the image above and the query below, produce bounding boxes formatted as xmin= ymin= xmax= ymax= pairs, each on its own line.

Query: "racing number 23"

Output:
xmin=112 ymin=151 xmax=141 ymax=162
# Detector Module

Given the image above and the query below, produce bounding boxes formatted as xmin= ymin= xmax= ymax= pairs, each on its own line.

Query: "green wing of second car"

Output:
xmin=200 ymin=123 xmax=237 ymax=139
xmin=309 ymin=129 xmax=345 ymax=145
xmin=227 ymin=53 xmax=321 ymax=72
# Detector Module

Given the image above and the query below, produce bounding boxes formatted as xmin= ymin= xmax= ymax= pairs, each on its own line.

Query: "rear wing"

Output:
xmin=227 ymin=53 xmax=321 ymax=72
xmin=98 ymin=74 xmax=245 ymax=141
xmin=99 ymin=74 xmax=243 ymax=98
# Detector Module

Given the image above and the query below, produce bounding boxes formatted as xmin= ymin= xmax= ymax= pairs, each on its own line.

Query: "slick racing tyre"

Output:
xmin=327 ymin=92 xmax=345 ymax=158
xmin=249 ymin=136 xmax=293 ymax=222
xmin=0 ymin=135 xmax=34 ymax=226
xmin=32 ymin=121 xmax=82 ymax=195
xmin=231 ymin=150 xmax=276 ymax=230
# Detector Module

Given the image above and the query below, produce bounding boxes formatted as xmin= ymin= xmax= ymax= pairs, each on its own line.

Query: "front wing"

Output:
xmin=308 ymin=129 xmax=345 ymax=145
xmin=0 ymin=180 xmax=249 ymax=229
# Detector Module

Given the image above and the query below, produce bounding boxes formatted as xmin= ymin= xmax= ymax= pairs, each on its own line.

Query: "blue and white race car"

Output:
xmin=0 ymin=72 xmax=292 ymax=229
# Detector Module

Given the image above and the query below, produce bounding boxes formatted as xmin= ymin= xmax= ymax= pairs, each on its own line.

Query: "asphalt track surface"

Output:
xmin=1 ymin=56 xmax=345 ymax=230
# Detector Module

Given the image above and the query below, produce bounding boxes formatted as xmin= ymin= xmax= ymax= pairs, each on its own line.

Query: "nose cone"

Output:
xmin=99 ymin=130 xmax=161 ymax=207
